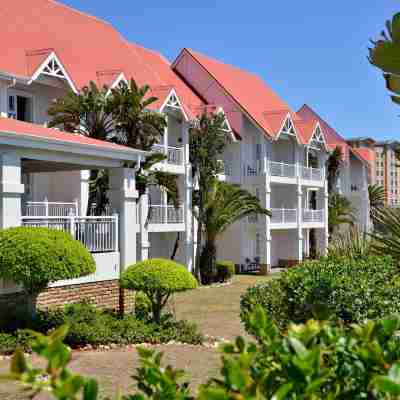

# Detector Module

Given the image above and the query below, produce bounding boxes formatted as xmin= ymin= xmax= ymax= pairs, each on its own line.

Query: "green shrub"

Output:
xmin=134 ymin=291 xmax=152 ymax=321
xmin=241 ymin=255 xmax=400 ymax=329
xmin=121 ymin=258 xmax=197 ymax=323
xmin=0 ymin=227 xmax=95 ymax=315
xmin=24 ymin=301 xmax=203 ymax=349
xmin=6 ymin=308 xmax=400 ymax=399
xmin=216 ymin=260 xmax=235 ymax=282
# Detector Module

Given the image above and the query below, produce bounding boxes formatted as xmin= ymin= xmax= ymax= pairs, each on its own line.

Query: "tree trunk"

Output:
xmin=194 ymin=220 xmax=202 ymax=283
xmin=200 ymin=240 xmax=217 ymax=285
xmin=170 ymin=232 xmax=180 ymax=260
xmin=26 ymin=292 xmax=39 ymax=319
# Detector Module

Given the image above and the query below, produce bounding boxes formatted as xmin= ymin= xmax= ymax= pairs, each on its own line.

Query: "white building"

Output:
xmin=0 ymin=0 xmax=370 ymax=309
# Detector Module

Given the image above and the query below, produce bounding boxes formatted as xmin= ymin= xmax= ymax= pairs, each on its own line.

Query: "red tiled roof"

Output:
xmin=175 ymin=49 xmax=318 ymax=144
xmin=297 ymin=104 xmax=350 ymax=162
xmin=0 ymin=0 xmax=203 ymax=114
xmin=351 ymin=148 xmax=375 ymax=165
xmin=0 ymin=117 xmax=138 ymax=153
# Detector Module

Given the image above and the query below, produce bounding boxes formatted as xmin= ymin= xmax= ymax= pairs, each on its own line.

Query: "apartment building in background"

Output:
xmin=0 ymin=0 xmax=371 ymax=308
xmin=349 ymin=138 xmax=400 ymax=206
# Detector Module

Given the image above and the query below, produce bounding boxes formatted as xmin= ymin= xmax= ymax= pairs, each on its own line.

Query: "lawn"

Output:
xmin=0 ymin=274 xmax=270 ymax=399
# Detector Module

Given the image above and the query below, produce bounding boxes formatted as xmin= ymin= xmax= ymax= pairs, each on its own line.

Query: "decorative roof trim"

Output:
xmin=274 ymin=113 xmax=301 ymax=144
xmin=109 ymin=72 xmax=128 ymax=90
xmin=28 ymin=51 xmax=78 ymax=93
xmin=159 ymin=88 xmax=189 ymax=121
xmin=308 ymin=122 xmax=329 ymax=151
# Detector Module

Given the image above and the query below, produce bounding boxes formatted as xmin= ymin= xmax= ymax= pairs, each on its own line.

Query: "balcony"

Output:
xmin=151 ymin=144 xmax=184 ymax=166
xmin=268 ymin=161 xmax=296 ymax=179
xmin=148 ymin=205 xmax=184 ymax=225
xmin=301 ymin=166 xmax=324 ymax=182
xmin=302 ymin=209 xmax=324 ymax=223
xmin=21 ymin=215 xmax=118 ymax=253
xmin=270 ymin=208 xmax=297 ymax=224
xmin=24 ymin=200 xmax=78 ymax=217
xmin=267 ymin=161 xmax=324 ymax=184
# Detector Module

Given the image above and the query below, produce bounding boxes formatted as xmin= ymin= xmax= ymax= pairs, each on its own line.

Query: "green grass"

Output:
xmin=0 ymin=274 xmax=270 ymax=399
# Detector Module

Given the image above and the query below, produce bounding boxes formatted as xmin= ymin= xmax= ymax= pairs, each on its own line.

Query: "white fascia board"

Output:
xmin=28 ymin=51 xmax=78 ymax=94
xmin=109 ymin=72 xmax=128 ymax=90
xmin=274 ymin=113 xmax=301 ymax=145
xmin=216 ymin=106 xmax=237 ymax=142
xmin=0 ymin=130 xmax=147 ymax=163
xmin=308 ymin=122 xmax=329 ymax=152
xmin=159 ymin=88 xmax=189 ymax=121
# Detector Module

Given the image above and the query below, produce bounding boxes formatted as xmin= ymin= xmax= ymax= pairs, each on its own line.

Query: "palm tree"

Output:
xmin=110 ymin=79 xmax=167 ymax=151
xmin=369 ymin=12 xmax=400 ymax=107
xmin=328 ymin=193 xmax=356 ymax=235
xmin=189 ymin=111 xmax=231 ymax=281
xmin=326 ymin=146 xmax=343 ymax=192
xmin=368 ymin=184 xmax=386 ymax=223
xmin=199 ymin=180 xmax=270 ymax=284
xmin=371 ymin=207 xmax=400 ymax=263
xmin=48 ymin=82 xmax=116 ymax=214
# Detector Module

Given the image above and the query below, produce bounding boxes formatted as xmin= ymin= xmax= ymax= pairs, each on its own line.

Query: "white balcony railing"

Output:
xmin=301 ymin=166 xmax=323 ymax=181
xmin=270 ymin=208 xmax=297 ymax=224
xmin=21 ymin=215 xmax=118 ymax=253
xmin=148 ymin=205 xmax=184 ymax=224
xmin=152 ymin=144 xmax=184 ymax=166
xmin=302 ymin=209 xmax=324 ymax=223
xmin=268 ymin=161 xmax=296 ymax=178
xmin=24 ymin=201 xmax=78 ymax=217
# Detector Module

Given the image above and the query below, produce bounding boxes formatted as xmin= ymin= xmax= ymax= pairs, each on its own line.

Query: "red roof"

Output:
xmin=297 ymin=104 xmax=350 ymax=162
xmin=174 ymin=48 xmax=316 ymax=144
xmin=351 ymin=148 xmax=375 ymax=165
xmin=0 ymin=117 xmax=138 ymax=153
xmin=0 ymin=0 xmax=203 ymax=114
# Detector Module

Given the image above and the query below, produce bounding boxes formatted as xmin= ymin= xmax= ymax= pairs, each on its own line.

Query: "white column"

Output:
xmin=0 ymin=152 xmax=24 ymax=229
xmin=163 ymin=115 xmax=169 ymax=159
xmin=108 ymin=167 xmax=138 ymax=270
xmin=323 ymin=179 xmax=329 ymax=255
xmin=0 ymin=80 xmax=9 ymax=118
xmin=264 ymin=177 xmax=272 ymax=272
xmin=183 ymin=122 xmax=194 ymax=271
xmin=296 ymin=177 xmax=303 ymax=262
xmin=80 ymin=170 xmax=90 ymax=216
xmin=140 ymin=190 xmax=150 ymax=261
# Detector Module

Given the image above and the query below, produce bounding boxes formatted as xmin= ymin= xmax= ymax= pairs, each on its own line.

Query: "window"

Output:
xmin=8 ymin=93 xmax=33 ymax=122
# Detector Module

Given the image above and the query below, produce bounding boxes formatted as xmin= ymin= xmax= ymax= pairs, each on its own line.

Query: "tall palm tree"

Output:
xmin=328 ymin=193 xmax=356 ymax=235
xmin=369 ymin=12 xmax=400 ymax=107
xmin=326 ymin=146 xmax=343 ymax=192
xmin=199 ymin=180 xmax=270 ymax=284
xmin=368 ymin=184 xmax=386 ymax=223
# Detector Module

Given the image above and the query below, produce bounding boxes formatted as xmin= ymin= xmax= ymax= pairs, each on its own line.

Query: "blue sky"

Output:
xmin=63 ymin=0 xmax=399 ymax=141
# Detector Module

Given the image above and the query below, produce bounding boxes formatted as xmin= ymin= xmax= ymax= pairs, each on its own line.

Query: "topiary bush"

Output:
xmin=0 ymin=227 xmax=95 ymax=315
xmin=241 ymin=255 xmax=400 ymax=330
xmin=120 ymin=258 xmax=197 ymax=324
xmin=216 ymin=260 xmax=235 ymax=282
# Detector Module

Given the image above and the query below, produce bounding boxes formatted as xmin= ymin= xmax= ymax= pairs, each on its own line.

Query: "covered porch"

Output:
xmin=0 ymin=118 xmax=146 ymax=287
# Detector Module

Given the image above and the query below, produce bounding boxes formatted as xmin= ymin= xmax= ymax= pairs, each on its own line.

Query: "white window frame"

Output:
xmin=7 ymin=89 xmax=35 ymax=123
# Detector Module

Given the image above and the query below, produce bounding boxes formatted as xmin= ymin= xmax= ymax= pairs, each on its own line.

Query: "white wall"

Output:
xmin=271 ymin=230 xmax=298 ymax=266
xmin=149 ymin=232 xmax=185 ymax=265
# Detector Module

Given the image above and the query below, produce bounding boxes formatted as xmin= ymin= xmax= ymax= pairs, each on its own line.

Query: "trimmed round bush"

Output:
xmin=241 ymin=255 xmax=400 ymax=331
xmin=0 ymin=227 xmax=95 ymax=314
xmin=121 ymin=258 xmax=197 ymax=323
xmin=216 ymin=260 xmax=235 ymax=282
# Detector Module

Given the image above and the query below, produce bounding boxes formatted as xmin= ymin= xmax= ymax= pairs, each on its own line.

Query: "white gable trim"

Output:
xmin=110 ymin=72 xmax=128 ymax=90
xmin=216 ymin=106 xmax=236 ymax=142
xmin=159 ymin=89 xmax=189 ymax=121
xmin=29 ymin=52 xmax=78 ymax=93
xmin=308 ymin=122 xmax=328 ymax=151
xmin=274 ymin=113 xmax=300 ymax=144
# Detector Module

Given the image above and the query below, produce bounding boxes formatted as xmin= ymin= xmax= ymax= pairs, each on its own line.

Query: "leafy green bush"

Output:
xmin=120 ymin=258 xmax=197 ymax=323
xmin=0 ymin=227 xmax=95 ymax=315
xmin=134 ymin=291 xmax=152 ymax=321
xmin=6 ymin=308 xmax=400 ymax=399
xmin=241 ymin=255 xmax=400 ymax=329
xmin=32 ymin=301 xmax=203 ymax=348
xmin=216 ymin=260 xmax=235 ymax=282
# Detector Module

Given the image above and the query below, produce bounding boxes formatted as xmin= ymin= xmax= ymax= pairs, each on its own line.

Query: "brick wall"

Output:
xmin=0 ymin=280 xmax=135 ymax=314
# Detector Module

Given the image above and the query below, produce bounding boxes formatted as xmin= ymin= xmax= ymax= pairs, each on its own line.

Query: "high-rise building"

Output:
xmin=348 ymin=138 xmax=400 ymax=206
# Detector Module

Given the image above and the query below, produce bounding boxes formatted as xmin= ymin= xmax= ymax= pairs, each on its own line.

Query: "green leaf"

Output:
xmin=271 ymin=383 xmax=293 ymax=400
xmin=83 ymin=378 xmax=99 ymax=400
xmin=10 ymin=349 xmax=27 ymax=375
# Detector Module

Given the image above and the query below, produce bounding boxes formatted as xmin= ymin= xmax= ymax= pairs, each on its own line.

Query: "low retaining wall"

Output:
xmin=0 ymin=279 xmax=134 ymax=314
